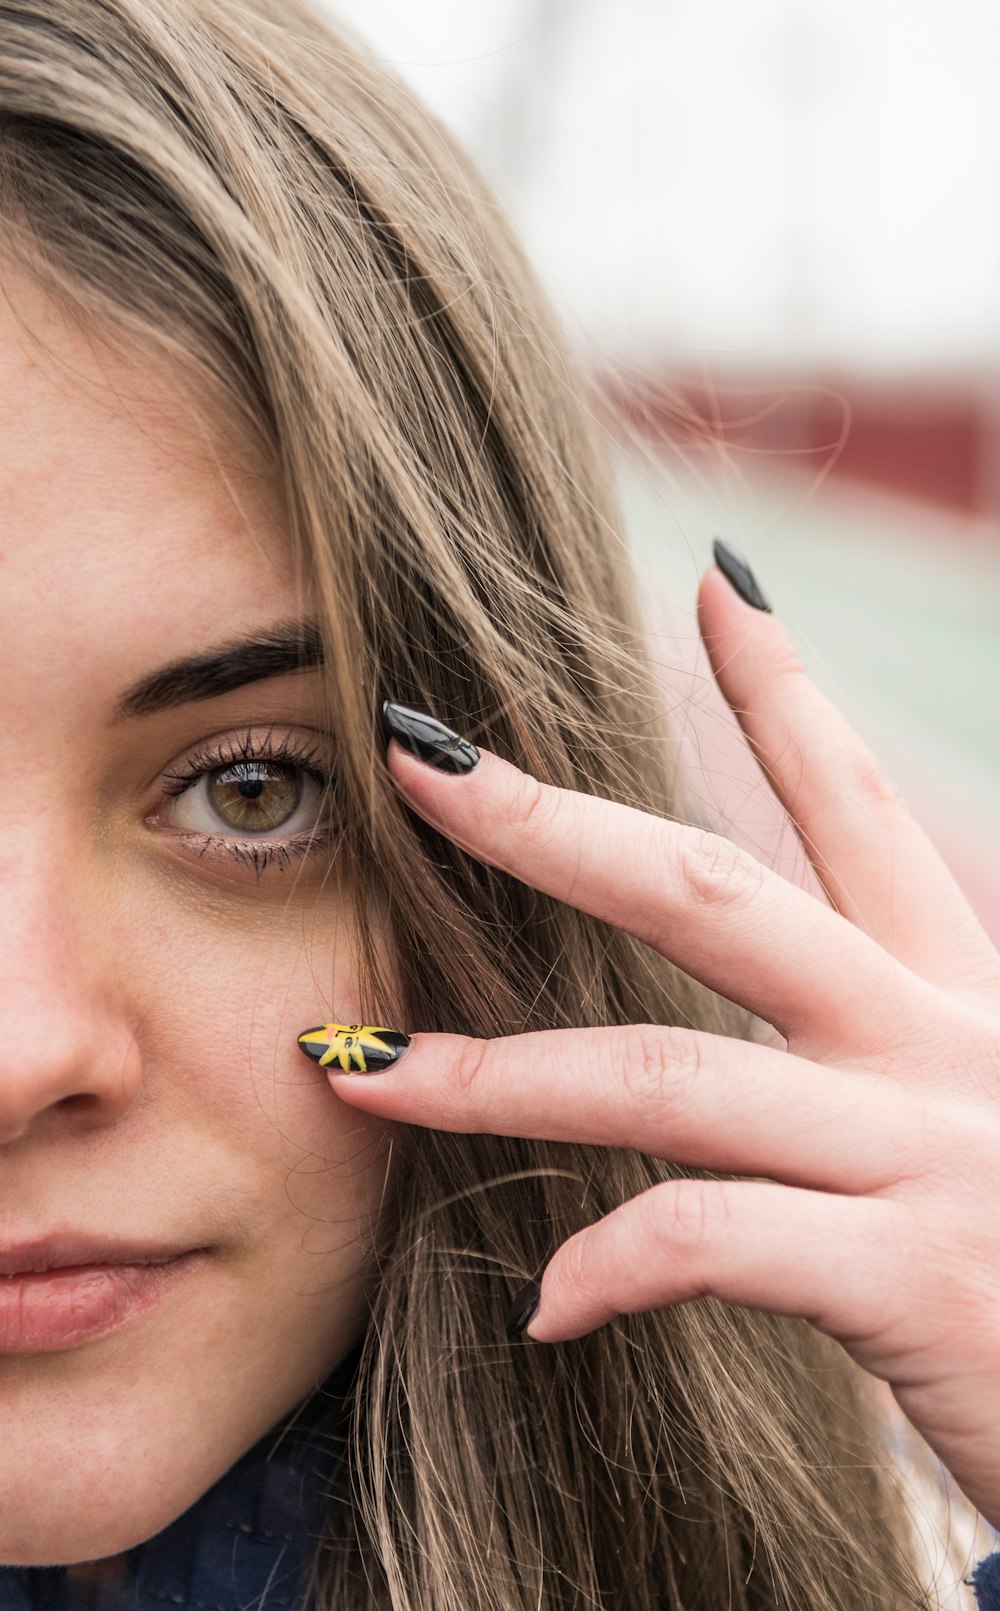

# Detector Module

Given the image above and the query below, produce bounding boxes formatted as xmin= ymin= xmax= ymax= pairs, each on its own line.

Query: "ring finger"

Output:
xmin=317 ymin=1024 xmax=922 ymax=1195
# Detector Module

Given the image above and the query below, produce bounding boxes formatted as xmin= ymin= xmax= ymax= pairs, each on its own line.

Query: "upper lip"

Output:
xmin=0 ymin=1235 xmax=200 ymax=1276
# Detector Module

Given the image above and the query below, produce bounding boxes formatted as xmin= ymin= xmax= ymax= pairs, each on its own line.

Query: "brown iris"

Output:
xmin=207 ymin=761 xmax=302 ymax=833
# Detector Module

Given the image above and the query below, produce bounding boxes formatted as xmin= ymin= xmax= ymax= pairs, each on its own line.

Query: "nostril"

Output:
xmin=0 ymin=1091 xmax=105 ymax=1148
xmin=34 ymin=1093 xmax=103 ymax=1128
xmin=0 ymin=1028 xmax=141 ymax=1132
xmin=56 ymin=1093 xmax=111 ymax=1121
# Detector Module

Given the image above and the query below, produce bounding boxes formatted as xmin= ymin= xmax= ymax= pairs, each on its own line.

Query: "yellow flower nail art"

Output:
xmin=297 ymin=1022 xmax=410 ymax=1073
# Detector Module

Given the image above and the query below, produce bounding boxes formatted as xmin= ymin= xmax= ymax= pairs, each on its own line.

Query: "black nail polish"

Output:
xmin=713 ymin=538 xmax=772 ymax=613
xmin=381 ymin=701 xmax=480 ymax=774
xmin=504 ymin=1277 xmax=541 ymax=1337
xmin=297 ymin=1022 xmax=411 ymax=1072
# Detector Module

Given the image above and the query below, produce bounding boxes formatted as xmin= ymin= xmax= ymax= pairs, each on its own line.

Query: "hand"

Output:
xmin=323 ymin=559 xmax=1000 ymax=1529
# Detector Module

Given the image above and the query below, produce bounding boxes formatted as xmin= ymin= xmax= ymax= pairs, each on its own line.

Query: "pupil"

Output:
xmin=239 ymin=779 xmax=264 ymax=799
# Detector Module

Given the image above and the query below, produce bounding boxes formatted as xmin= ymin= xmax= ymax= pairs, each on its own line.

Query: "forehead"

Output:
xmin=0 ymin=269 xmax=298 ymax=676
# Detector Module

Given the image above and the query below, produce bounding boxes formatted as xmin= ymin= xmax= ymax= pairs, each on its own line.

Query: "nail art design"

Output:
xmin=382 ymin=701 xmax=480 ymax=774
xmin=297 ymin=1022 xmax=411 ymax=1072
xmin=713 ymin=537 xmax=772 ymax=612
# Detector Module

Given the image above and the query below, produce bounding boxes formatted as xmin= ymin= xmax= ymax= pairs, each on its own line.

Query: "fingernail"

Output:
xmin=504 ymin=1276 xmax=541 ymax=1337
xmin=297 ymin=1022 xmax=411 ymax=1072
xmin=381 ymin=701 xmax=480 ymax=774
xmin=712 ymin=537 xmax=772 ymax=613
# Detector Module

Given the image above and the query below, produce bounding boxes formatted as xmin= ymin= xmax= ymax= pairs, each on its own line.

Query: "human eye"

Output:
xmin=149 ymin=726 xmax=340 ymax=878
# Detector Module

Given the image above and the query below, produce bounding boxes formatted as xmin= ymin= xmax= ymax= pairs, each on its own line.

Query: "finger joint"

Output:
xmin=647 ymin=1178 xmax=727 ymax=1255
xmin=450 ymin=1034 xmax=491 ymax=1098
xmin=507 ymin=772 xmax=559 ymax=847
xmin=624 ymin=1025 xmax=704 ymax=1119
xmin=675 ymin=831 xmax=766 ymax=913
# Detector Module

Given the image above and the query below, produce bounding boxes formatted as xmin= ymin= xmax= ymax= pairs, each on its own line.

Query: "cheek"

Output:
xmin=5 ymin=877 xmax=400 ymax=1563
xmin=114 ymin=875 xmax=398 ymax=1250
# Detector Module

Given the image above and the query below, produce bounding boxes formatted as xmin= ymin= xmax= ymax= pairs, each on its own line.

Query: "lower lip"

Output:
xmin=0 ymin=1253 xmax=207 ymax=1353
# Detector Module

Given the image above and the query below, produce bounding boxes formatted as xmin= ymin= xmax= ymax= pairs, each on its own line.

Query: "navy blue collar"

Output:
xmin=1 ymin=1350 xmax=358 ymax=1611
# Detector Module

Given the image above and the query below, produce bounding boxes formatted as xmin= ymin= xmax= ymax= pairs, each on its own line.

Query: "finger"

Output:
xmin=699 ymin=559 xmax=1000 ymax=1001
xmin=323 ymin=1025 xmax=918 ymax=1195
xmin=523 ymin=1177 xmax=907 ymax=1350
xmin=387 ymin=737 xmax=929 ymax=1057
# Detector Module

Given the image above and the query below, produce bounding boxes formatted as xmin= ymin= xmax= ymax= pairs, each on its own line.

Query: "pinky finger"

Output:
xmin=525 ymin=1178 xmax=909 ymax=1356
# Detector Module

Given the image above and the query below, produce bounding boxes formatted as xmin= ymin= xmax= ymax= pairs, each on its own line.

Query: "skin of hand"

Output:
xmin=327 ymin=571 xmax=1000 ymax=1532
xmin=0 ymin=271 xmax=395 ymax=1564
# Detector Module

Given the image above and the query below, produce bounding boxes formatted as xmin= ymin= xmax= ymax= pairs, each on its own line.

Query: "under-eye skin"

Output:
xmin=148 ymin=725 xmax=341 ymax=876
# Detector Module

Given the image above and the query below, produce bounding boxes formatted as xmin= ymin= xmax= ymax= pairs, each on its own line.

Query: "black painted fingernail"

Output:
xmin=504 ymin=1277 xmax=541 ymax=1337
xmin=297 ymin=1022 xmax=411 ymax=1072
xmin=382 ymin=701 xmax=481 ymax=774
xmin=713 ymin=538 xmax=772 ymax=612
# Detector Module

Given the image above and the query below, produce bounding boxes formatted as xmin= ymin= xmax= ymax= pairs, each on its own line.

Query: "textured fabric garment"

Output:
xmin=972 ymin=1551 xmax=1000 ymax=1609
xmin=0 ymin=1349 xmax=358 ymax=1611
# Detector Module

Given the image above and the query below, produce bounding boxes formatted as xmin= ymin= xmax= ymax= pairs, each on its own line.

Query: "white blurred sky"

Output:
xmin=318 ymin=0 xmax=1000 ymax=375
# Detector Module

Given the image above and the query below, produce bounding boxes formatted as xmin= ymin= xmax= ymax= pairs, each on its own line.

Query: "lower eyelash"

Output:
xmin=190 ymin=825 xmax=337 ymax=882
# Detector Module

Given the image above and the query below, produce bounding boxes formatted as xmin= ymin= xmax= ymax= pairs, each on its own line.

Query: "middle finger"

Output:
xmin=387 ymin=730 xmax=929 ymax=1058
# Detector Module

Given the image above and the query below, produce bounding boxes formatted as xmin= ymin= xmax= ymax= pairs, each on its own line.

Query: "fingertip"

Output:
xmin=698 ymin=551 xmax=782 ymax=671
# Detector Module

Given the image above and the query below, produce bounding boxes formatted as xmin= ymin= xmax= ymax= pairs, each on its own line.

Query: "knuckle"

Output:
xmin=623 ymin=1025 xmax=703 ymax=1118
xmin=848 ymin=740 xmax=910 ymax=816
xmin=674 ymin=830 xmax=766 ymax=913
xmin=449 ymin=1034 xmax=491 ymax=1099
xmin=507 ymin=771 xmax=559 ymax=847
xmin=647 ymin=1177 xmax=725 ymax=1252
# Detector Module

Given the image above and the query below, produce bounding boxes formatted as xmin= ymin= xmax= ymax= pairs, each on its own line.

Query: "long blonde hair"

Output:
xmin=0 ymin=3 xmax=961 ymax=1604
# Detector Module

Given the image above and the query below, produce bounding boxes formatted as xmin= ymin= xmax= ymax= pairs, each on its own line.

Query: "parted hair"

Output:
xmin=0 ymin=2 xmax=960 ymax=1604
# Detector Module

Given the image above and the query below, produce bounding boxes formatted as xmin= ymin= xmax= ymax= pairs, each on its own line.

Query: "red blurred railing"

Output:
xmin=597 ymin=369 xmax=1000 ymax=522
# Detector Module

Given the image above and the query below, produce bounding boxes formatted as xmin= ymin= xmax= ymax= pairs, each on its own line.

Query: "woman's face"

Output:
xmin=0 ymin=270 xmax=393 ymax=1564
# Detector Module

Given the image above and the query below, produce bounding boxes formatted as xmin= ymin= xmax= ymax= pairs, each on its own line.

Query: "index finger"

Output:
xmin=382 ymin=708 xmax=923 ymax=1056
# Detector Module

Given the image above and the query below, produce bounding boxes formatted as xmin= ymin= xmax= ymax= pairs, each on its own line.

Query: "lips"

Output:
xmin=0 ymin=1233 xmax=201 ymax=1277
xmin=0 ymin=1234 xmax=212 ymax=1351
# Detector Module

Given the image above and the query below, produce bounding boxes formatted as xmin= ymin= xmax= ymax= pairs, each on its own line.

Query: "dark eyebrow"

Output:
xmin=114 ymin=622 xmax=324 ymax=719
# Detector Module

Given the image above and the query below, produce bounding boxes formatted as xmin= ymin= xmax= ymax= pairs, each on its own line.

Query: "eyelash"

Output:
xmin=158 ymin=727 xmax=340 ymax=879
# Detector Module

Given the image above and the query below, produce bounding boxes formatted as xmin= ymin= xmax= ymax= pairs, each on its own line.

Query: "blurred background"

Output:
xmin=323 ymin=0 xmax=999 ymax=938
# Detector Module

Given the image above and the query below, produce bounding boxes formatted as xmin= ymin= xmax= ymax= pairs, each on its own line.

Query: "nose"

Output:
xmin=0 ymin=850 xmax=140 ymax=1146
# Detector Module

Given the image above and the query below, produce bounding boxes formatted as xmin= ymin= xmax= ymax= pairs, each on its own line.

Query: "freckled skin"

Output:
xmin=0 ymin=270 xmax=396 ymax=1564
